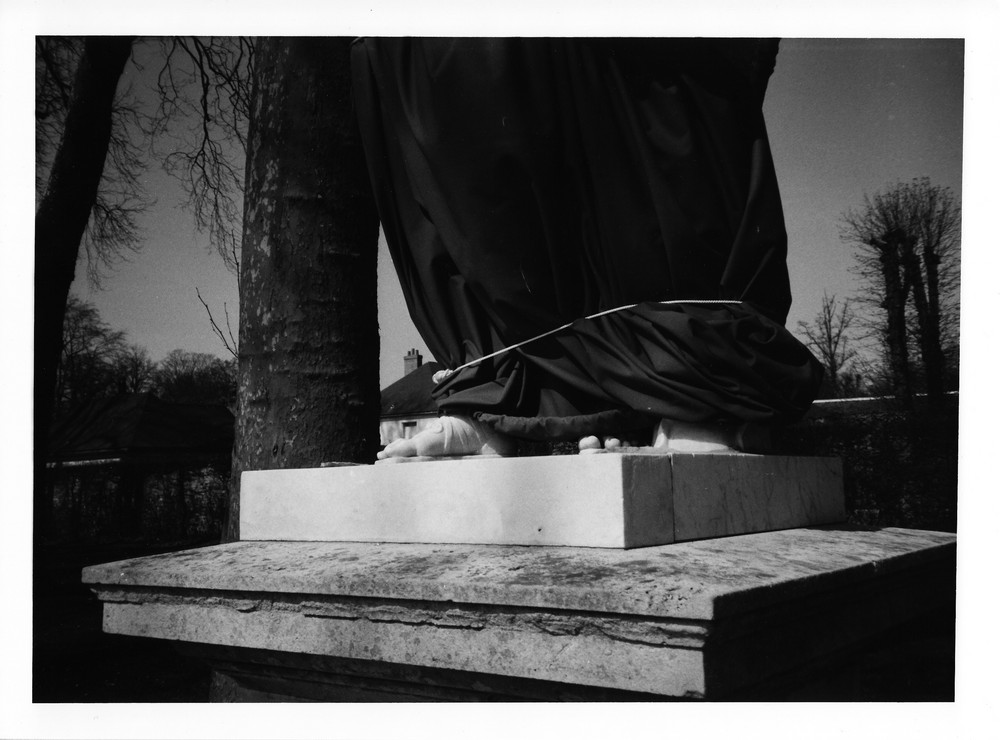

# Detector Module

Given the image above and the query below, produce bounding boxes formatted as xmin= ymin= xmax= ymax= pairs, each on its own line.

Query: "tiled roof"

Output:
xmin=380 ymin=362 xmax=442 ymax=418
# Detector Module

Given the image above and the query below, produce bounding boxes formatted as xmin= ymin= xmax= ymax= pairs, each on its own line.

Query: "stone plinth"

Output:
xmin=240 ymin=453 xmax=844 ymax=548
xmin=82 ymin=527 xmax=955 ymax=700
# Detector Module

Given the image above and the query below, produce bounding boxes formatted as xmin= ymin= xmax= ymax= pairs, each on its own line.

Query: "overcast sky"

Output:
xmin=66 ymin=37 xmax=964 ymax=386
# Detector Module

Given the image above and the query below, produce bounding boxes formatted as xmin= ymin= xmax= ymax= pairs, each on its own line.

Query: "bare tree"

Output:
xmin=34 ymin=36 xmax=248 ymax=533
xmin=110 ymin=343 xmax=157 ymax=394
xmin=36 ymin=37 xmax=150 ymax=288
xmin=36 ymin=36 xmax=251 ymax=391
xmin=55 ymin=297 xmax=128 ymax=411
xmin=840 ymin=177 xmax=961 ymax=402
xmin=36 ymin=38 xmax=135 ymax=541
xmin=153 ymin=349 xmax=237 ymax=409
xmin=797 ymin=293 xmax=860 ymax=398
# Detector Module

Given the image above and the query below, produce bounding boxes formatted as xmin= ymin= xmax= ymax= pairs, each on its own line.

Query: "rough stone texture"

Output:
xmin=83 ymin=527 xmax=955 ymax=698
xmin=240 ymin=453 xmax=844 ymax=548
xmin=84 ymin=527 xmax=950 ymax=619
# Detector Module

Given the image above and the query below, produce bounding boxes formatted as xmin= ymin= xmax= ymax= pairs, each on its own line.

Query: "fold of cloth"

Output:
xmin=352 ymin=38 xmax=823 ymax=440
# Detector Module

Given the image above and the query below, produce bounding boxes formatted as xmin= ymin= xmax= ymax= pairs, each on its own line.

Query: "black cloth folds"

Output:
xmin=351 ymin=38 xmax=823 ymax=441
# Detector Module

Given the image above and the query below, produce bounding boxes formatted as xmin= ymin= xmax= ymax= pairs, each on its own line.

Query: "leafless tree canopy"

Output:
xmin=147 ymin=37 xmax=253 ymax=354
xmin=111 ymin=343 xmax=158 ymax=395
xmin=36 ymin=36 xmax=252 ymax=353
xmin=797 ymin=293 xmax=860 ymax=398
xmin=149 ymin=37 xmax=254 ymax=279
xmin=154 ymin=348 xmax=237 ymax=409
xmin=37 ymin=36 xmax=253 ymax=276
xmin=54 ymin=299 xmax=236 ymax=412
xmin=840 ymin=177 xmax=960 ymax=400
xmin=56 ymin=297 xmax=128 ymax=409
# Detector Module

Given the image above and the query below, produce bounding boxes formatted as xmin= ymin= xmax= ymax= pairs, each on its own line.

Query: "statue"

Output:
xmin=350 ymin=38 xmax=823 ymax=460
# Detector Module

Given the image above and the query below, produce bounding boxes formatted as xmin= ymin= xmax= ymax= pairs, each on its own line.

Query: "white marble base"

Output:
xmin=240 ymin=453 xmax=844 ymax=548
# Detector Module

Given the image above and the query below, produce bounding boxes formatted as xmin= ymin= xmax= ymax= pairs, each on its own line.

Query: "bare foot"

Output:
xmin=578 ymin=435 xmax=625 ymax=454
xmin=651 ymin=420 xmax=736 ymax=452
xmin=377 ymin=415 xmax=515 ymax=461
xmin=650 ymin=420 xmax=771 ymax=453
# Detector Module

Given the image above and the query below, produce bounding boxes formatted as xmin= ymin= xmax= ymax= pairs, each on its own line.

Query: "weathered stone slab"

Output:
xmin=82 ymin=527 xmax=956 ymax=699
xmin=240 ymin=453 xmax=844 ymax=548
xmin=669 ymin=454 xmax=844 ymax=541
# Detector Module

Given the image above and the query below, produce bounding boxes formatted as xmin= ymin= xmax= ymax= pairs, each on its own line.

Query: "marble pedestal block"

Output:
xmin=82 ymin=527 xmax=956 ymax=700
xmin=241 ymin=453 xmax=844 ymax=548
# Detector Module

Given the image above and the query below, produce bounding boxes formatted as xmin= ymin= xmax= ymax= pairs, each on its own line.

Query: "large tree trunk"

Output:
xmin=225 ymin=38 xmax=381 ymax=541
xmin=915 ymin=242 xmax=947 ymax=401
xmin=34 ymin=36 xmax=133 ymax=538
xmin=876 ymin=231 xmax=913 ymax=406
xmin=903 ymin=245 xmax=945 ymax=400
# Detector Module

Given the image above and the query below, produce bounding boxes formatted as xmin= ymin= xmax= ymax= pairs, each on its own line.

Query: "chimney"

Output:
xmin=403 ymin=348 xmax=423 ymax=376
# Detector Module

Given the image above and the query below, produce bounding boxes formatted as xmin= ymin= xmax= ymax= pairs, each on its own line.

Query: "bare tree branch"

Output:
xmin=149 ymin=37 xmax=253 ymax=282
xmin=196 ymin=287 xmax=239 ymax=360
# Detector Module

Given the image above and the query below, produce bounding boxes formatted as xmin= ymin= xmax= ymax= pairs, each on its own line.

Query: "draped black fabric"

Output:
xmin=352 ymin=38 xmax=823 ymax=441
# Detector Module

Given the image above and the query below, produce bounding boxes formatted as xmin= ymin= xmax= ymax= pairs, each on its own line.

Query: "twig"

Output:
xmin=196 ymin=287 xmax=238 ymax=359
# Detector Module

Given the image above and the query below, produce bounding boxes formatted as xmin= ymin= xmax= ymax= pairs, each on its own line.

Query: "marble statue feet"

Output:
xmin=377 ymin=415 xmax=516 ymax=462
xmin=651 ymin=419 xmax=773 ymax=453
xmin=577 ymin=420 xmax=772 ymax=455
xmin=651 ymin=419 xmax=738 ymax=453
xmin=578 ymin=435 xmax=624 ymax=454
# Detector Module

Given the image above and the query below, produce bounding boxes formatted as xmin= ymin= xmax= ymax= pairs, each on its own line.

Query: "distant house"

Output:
xmin=44 ymin=393 xmax=234 ymax=544
xmin=380 ymin=350 xmax=441 ymax=446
